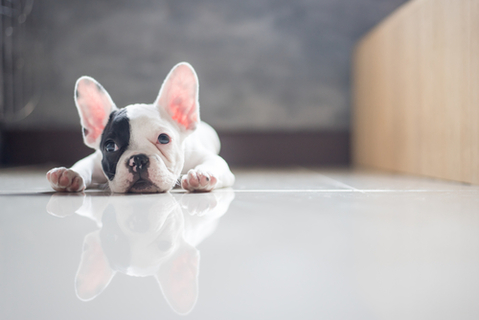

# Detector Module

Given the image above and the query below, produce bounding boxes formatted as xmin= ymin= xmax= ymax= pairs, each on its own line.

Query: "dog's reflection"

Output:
xmin=46 ymin=191 xmax=235 ymax=314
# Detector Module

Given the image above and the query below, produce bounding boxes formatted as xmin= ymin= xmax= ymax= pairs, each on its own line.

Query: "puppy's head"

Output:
xmin=74 ymin=62 xmax=200 ymax=193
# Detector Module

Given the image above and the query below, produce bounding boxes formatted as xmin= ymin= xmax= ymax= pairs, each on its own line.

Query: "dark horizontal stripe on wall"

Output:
xmin=1 ymin=130 xmax=92 ymax=167
xmin=218 ymin=131 xmax=350 ymax=167
xmin=0 ymin=130 xmax=350 ymax=167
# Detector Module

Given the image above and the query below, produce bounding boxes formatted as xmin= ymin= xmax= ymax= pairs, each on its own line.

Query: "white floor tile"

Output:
xmin=1 ymin=168 xmax=478 ymax=320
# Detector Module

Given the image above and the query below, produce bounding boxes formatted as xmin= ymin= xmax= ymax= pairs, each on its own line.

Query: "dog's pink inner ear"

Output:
xmin=158 ymin=64 xmax=199 ymax=131
xmin=76 ymin=79 xmax=113 ymax=146
xmin=169 ymin=94 xmax=198 ymax=130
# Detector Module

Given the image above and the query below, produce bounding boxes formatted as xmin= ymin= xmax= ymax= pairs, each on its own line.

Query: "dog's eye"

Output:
xmin=158 ymin=133 xmax=170 ymax=144
xmin=105 ymin=141 xmax=118 ymax=152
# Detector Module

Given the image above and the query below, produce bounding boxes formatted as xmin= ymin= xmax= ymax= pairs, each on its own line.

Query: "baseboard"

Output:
xmin=1 ymin=129 xmax=92 ymax=167
xmin=218 ymin=131 xmax=350 ymax=167
xmin=1 ymin=129 xmax=350 ymax=167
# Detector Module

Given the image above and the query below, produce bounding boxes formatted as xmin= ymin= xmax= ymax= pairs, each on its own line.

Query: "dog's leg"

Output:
xmin=47 ymin=150 xmax=105 ymax=192
xmin=181 ymin=153 xmax=235 ymax=192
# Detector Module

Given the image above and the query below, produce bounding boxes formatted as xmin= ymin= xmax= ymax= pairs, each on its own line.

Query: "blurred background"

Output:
xmin=0 ymin=0 xmax=408 ymax=167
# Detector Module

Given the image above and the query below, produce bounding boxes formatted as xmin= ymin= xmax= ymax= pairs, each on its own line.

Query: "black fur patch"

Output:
xmin=100 ymin=109 xmax=130 ymax=180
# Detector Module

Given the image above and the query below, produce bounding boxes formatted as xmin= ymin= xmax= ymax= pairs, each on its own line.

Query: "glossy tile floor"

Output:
xmin=1 ymin=167 xmax=479 ymax=320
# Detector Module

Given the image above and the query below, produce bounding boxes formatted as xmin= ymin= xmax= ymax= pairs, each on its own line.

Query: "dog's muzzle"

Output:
xmin=127 ymin=154 xmax=158 ymax=192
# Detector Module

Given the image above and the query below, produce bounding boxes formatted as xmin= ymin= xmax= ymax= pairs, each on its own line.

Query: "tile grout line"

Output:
xmin=300 ymin=167 xmax=367 ymax=193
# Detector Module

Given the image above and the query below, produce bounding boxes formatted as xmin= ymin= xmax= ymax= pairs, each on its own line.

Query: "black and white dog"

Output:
xmin=47 ymin=63 xmax=235 ymax=193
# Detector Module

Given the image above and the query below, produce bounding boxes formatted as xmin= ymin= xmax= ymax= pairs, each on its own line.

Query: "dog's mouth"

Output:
xmin=128 ymin=178 xmax=161 ymax=193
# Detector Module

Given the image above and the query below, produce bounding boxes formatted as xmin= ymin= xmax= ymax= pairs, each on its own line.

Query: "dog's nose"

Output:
xmin=129 ymin=154 xmax=149 ymax=171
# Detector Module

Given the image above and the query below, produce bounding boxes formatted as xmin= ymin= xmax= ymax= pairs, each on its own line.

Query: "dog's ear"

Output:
xmin=75 ymin=231 xmax=116 ymax=301
xmin=155 ymin=242 xmax=199 ymax=315
xmin=75 ymin=76 xmax=118 ymax=149
xmin=154 ymin=62 xmax=200 ymax=132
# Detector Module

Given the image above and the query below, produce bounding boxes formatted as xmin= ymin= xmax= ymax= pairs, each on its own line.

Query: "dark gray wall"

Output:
xmin=11 ymin=0 xmax=408 ymax=131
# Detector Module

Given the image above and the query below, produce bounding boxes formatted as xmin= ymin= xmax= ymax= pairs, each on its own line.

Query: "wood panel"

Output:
xmin=353 ymin=0 xmax=479 ymax=184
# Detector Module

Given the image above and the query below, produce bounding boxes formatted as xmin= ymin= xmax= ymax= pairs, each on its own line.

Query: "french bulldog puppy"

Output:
xmin=47 ymin=63 xmax=235 ymax=193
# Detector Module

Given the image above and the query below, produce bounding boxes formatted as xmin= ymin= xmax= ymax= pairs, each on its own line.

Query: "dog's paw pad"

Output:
xmin=46 ymin=167 xmax=85 ymax=192
xmin=181 ymin=169 xmax=217 ymax=192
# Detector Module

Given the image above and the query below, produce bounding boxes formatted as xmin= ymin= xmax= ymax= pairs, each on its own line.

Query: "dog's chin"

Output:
xmin=127 ymin=179 xmax=165 ymax=193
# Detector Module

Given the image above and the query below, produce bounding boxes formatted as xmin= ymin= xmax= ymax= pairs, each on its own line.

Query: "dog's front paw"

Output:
xmin=181 ymin=169 xmax=217 ymax=192
xmin=47 ymin=167 xmax=85 ymax=192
